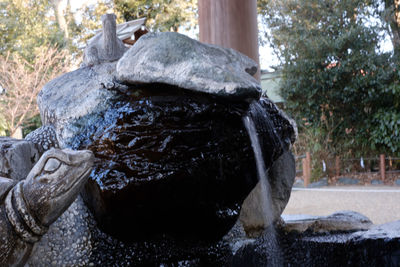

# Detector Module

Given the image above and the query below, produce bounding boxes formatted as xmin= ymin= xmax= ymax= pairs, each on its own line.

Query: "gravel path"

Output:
xmin=282 ymin=186 xmax=400 ymax=224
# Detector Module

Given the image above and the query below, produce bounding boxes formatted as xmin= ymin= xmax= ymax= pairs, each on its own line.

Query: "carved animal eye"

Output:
xmin=44 ymin=158 xmax=61 ymax=172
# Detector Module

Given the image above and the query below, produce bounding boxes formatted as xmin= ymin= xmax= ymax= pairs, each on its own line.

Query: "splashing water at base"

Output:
xmin=242 ymin=115 xmax=283 ymax=266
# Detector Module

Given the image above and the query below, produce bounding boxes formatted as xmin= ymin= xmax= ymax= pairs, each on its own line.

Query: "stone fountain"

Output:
xmin=1 ymin=14 xmax=399 ymax=266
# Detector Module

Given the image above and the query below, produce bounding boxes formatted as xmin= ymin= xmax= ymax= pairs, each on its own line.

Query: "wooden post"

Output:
xmin=335 ymin=156 xmax=340 ymax=177
xmin=380 ymin=154 xmax=386 ymax=181
xmin=306 ymin=152 xmax=311 ymax=184
xmin=198 ymin=0 xmax=260 ymax=80
xmin=302 ymin=158 xmax=309 ymax=187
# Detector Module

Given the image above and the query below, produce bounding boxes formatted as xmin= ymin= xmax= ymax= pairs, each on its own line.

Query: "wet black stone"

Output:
xmin=72 ymin=83 xmax=262 ymax=241
xmin=232 ymin=223 xmax=400 ymax=267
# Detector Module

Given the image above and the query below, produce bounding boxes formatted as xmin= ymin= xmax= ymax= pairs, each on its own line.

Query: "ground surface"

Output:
xmin=283 ymin=186 xmax=400 ymax=224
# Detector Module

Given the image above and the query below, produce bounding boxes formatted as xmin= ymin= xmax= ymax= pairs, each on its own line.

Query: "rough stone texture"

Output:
xmin=232 ymin=219 xmax=400 ymax=267
xmin=25 ymin=125 xmax=59 ymax=153
xmin=116 ymin=32 xmax=261 ymax=100
xmin=27 ymin=196 xmax=92 ymax=267
xmin=268 ymin=151 xmax=296 ymax=218
xmin=37 ymin=32 xmax=295 ymax=244
xmin=0 ymin=137 xmax=40 ymax=181
xmin=282 ymin=211 xmax=373 ymax=233
xmin=28 ymin=195 xmax=235 ymax=266
xmin=37 ymin=64 xmax=294 ymax=243
xmin=37 ymin=62 xmax=117 ymax=148
xmin=351 ymin=220 xmax=400 ymax=241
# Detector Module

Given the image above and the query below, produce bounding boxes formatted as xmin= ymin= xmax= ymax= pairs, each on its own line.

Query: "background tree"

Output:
xmin=78 ymin=0 xmax=197 ymax=45
xmin=0 ymin=0 xmax=66 ymax=58
xmin=0 ymin=0 xmax=80 ymax=136
xmin=115 ymin=0 xmax=197 ymax=32
xmin=259 ymin=0 xmax=400 ymax=158
xmin=0 ymin=46 xmax=70 ymax=136
xmin=381 ymin=0 xmax=400 ymax=59
xmin=0 ymin=0 xmax=199 ymax=136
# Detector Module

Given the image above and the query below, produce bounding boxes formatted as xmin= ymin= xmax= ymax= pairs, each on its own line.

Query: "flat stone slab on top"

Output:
xmin=116 ymin=32 xmax=261 ymax=100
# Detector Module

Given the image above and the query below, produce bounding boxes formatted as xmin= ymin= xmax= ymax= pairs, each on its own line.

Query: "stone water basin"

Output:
xmin=78 ymin=84 xmax=259 ymax=241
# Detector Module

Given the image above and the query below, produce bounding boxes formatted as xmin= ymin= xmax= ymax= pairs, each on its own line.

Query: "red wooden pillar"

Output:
xmin=198 ymin=0 xmax=260 ymax=80
xmin=302 ymin=158 xmax=309 ymax=187
xmin=305 ymin=152 xmax=311 ymax=187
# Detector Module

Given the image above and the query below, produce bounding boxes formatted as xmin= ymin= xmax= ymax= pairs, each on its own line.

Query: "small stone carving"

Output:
xmin=83 ymin=13 xmax=128 ymax=67
xmin=0 ymin=148 xmax=94 ymax=266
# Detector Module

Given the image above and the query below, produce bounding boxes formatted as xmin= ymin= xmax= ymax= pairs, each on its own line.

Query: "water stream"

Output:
xmin=243 ymin=115 xmax=283 ymax=266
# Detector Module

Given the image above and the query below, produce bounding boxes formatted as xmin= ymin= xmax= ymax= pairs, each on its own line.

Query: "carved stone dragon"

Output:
xmin=0 ymin=148 xmax=94 ymax=266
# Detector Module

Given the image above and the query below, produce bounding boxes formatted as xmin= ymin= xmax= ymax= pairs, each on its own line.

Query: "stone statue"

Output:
xmin=83 ymin=13 xmax=128 ymax=67
xmin=0 ymin=148 xmax=94 ymax=266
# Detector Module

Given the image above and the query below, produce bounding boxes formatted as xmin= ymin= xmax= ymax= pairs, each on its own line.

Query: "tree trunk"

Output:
xmin=52 ymin=0 xmax=69 ymax=39
xmin=384 ymin=0 xmax=400 ymax=59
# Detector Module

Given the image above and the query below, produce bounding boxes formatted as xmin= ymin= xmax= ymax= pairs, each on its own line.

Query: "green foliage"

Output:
xmin=115 ymin=0 xmax=197 ymax=32
xmin=0 ymin=0 xmax=65 ymax=60
xmin=78 ymin=0 xmax=197 ymax=46
xmin=22 ymin=114 xmax=42 ymax=136
xmin=260 ymin=0 xmax=400 ymax=156
xmin=371 ymin=109 xmax=400 ymax=153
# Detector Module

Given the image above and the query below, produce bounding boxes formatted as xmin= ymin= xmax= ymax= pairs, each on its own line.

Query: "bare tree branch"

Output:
xmin=0 ymin=46 xmax=70 ymax=136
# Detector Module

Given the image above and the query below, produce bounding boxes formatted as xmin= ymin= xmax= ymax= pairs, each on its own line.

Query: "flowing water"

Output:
xmin=243 ymin=115 xmax=283 ymax=266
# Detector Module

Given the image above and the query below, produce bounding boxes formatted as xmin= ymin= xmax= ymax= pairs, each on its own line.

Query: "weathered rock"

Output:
xmin=36 ymin=32 xmax=295 ymax=242
xmin=37 ymin=62 xmax=117 ymax=147
xmin=232 ymin=218 xmax=400 ymax=267
xmin=116 ymin=32 xmax=261 ymax=100
xmin=268 ymin=151 xmax=296 ymax=217
xmin=282 ymin=211 xmax=373 ymax=233
xmin=0 ymin=137 xmax=40 ymax=181
xmin=77 ymin=84 xmax=259 ymax=241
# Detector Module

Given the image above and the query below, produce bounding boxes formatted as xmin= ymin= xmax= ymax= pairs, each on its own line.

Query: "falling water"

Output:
xmin=243 ymin=115 xmax=283 ymax=266
xmin=243 ymin=116 xmax=275 ymax=224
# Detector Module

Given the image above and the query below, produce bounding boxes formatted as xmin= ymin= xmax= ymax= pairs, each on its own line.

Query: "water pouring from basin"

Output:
xmin=242 ymin=112 xmax=284 ymax=266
